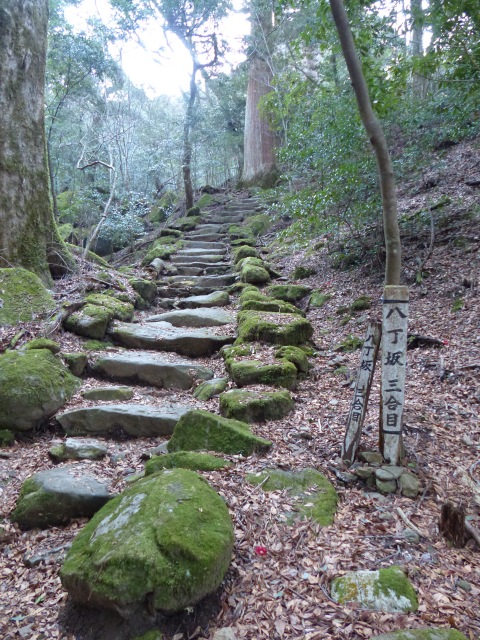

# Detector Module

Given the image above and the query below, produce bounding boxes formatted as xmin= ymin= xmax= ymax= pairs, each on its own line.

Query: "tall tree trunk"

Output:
xmin=329 ymin=0 xmax=401 ymax=285
xmin=410 ymin=0 xmax=425 ymax=98
xmin=183 ymin=64 xmax=198 ymax=210
xmin=242 ymin=1 xmax=277 ymax=188
xmin=0 ymin=0 xmax=73 ymax=282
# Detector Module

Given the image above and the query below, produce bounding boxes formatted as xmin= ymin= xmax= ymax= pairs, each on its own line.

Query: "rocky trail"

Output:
xmin=0 ymin=188 xmax=479 ymax=640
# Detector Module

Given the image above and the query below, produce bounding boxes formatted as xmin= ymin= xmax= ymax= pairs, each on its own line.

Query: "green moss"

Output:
xmin=128 ymin=278 xmax=157 ymax=304
xmin=168 ymin=410 xmax=272 ymax=456
xmin=83 ymin=339 xmax=109 ymax=351
xmin=340 ymin=334 xmax=363 ymax=352
xmin=60 ymin=469 xmax=234 ymax=614
xmin=267 ymin=285 xmax=312 ymax=303
xmin=0 ymin=429 xmax=15 ymax=447
xmin=233 ymin=245 xmax=259 ymax=264
xmin=240 ymin=264 xmax=271 ymax=285
xmin=293 ymin=265 xmax=316 ymax=280
xmin=235 ymin=256 xmax=265 ymax=271
xmin=230 ymin=237 xmax=256 ymax=248
xmin=24 ymin=338 xmax=61 ymax=353
xmin=228 ymin=359 xmax=297 ymax=390
xmin=241 ymin=297 xmax=304 ymax=316
xmin=229 ymin=225 xmax=254 ymax=242
xmin=247 ymin=468 xmax=338 ymax=525
xmin=219 ymin=389 xmax=294 ymax=422
xmin=339 ymin=315 xmax=352 ymax=326
xmin=333 ymin=366 xmax=349 ymax=376
xmin=310 ymin=291 xmax=332 ymax=308
xmin=160 ymin=228 xmax=182 ymax=238
xmin=0 ymin=349 xmax=80 ymax=432
xmin=239 ymin=287 xmax=263 ymax=303
xmin=372 ymin=630 xmax=467 ymax=640
xmin=274 ymin=346 xmax=310 ymax=373
xmin=0 ymin=268 xmax=56 ymax=326
xmin=132 ymin=632 xmax=163 ymax=640
xmin=85 ymin=294 xmax=134 ymax=322
xmin=196 ymin=193 xmax=213 ymax=208
xmin=186 ymin=205 xmax=201 ymax=217
xmin=237 ymin=311 xmax=313 ymax=346
xmin=62 ymin=352 xmax=88 ymax=377
xmin=170 ymin=216 xmax=200 ymax=231
xmin=245 ymin=214 xmax=271 ymax=237
xmin=452 ymin=297 xmax=464 ymax=312
xmin=193 ymin=377 xmax=228 ymax=401
xmin=145 ymin=452 xmax=231 ymax=474
xmin=141 ymin=243 xmax=176 ymax=266
xmin=350 ymin=295 xmax=372 ymax=312
xmin=64 ymin=304 xmax=111 ymax=340
xmin=82 ymin=386 xmax=134 ymax=401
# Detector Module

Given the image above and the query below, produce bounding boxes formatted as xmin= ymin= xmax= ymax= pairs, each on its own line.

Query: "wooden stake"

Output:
xmin=342 ymin=322 xmax=381 ymax=465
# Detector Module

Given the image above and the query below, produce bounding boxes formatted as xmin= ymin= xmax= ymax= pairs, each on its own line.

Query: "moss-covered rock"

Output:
xmin=219 ymin=389 xmax=294 ymax=423
xmin=371 ymin=630 xmax=467 ymax=640
xmin=170 ymin=216 xmax=201 ymax=231
xmin=237 ymin=311 xmax=313 ymax=346
xmin=0 ymin=349 xmax=80 ymax=432
xmin=193 ymin=377 xmax=229 ymax=401
xmin=239 ymin=286 xmax=263 ymax=303
xmin=228 ymin=359 xmax=297 ymax=390
xmin=60 ymin=469 xmax=234 ymax=615
xmin=64 ymin=304 xmax=111 ymax=340
xmin=267 ymin=284 xmax=312 ymax=303
xmin=160 ymin=227 xmax=182 ymax=238
xmin=310 ymin=290 xmax=332 ymax=308
xmin=293 ymin=265 xmax=316 ymax=279
xmin=0 ymin=429 xmax=15 ymax=447
xmin=168 ymin=409 xmax=272 ymax=456
xmin=132 ymin=631 xmax=163 ymax=640
xmin=230 ymin=237 xmax=256 ymax=248
xmin=186 ymin=205 xmax=201 ymax=217
xmin=331 ymin=566 xmax=418 ymax=613
xmin=338 ymin=334 xmax=363 ymax=352
xmin=141 ymin=243 xmax=177 ymax=266
xmin=241 ymin=296 xmax=304 ymax=316
xmin=235 ymin=256 xmax=265 ymax=271
xmin=145 ymin=452 xmax=231 ymax=474
xmin=0 ymin=268 xmax=56 ymax=326
xmin=245 ymin=213 xmax=271 ymax=237
xmin=129 ymin=278 xmax=157 ymax=304
xmin=85 ymin=294 xmax=134 ymax=322
xmin=233 ymin=245 xmax=259 ymax=264
xmin=62 ymin=352 xmax=88 ymax=377
xmin=25 ymin=338 xmax=61 ymax=353
xmin=247 ymin=468 xmax=338 ymax=525
xmin=274 ymin=346 xmax=310 ymax=374
xmin=351 ymin=295 xmax=372 ymax=312
xmin=49 ymin=437 xmax=108 ymax=462
xmin=229 ymin=226 xmax=254 ymax=243
xmin=240 ymin=264 xmax=271 ymax=285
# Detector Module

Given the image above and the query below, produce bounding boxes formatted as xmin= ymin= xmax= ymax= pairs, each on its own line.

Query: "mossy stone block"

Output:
xmin=193 ymin=377 xmax=228 ymax=401
xmin=239 ymin=287 xmax=263 ymax=303
xmin=230 ymin=237 xmax=256 ymax=248
xmin=235 ymin=257 xmax=265 ymax=271
xmin=233 ymin=245 xmax=259 ymax=264
xmin=170 ymin=216 xmax=200 ymax=231
xmin=141 ymin=243 xmax=176 ymax=266
xmin=274 ymin=346 xmax=310 ymax=374
xmin=267 ymin=284 xmax=312 ymax=303
xmin=228 ymin=359 xmax=297 ymax=390
xmin=237 ymin=311 xmax=313 ymax=346
xmin=85 ymin=294 xmax=134 ymax=322
xmin=62 ymin=352 xmax=88 ymax=377
xmin=0 ymin=268 xmax=55 ymax=326
xmin=129 ymin=278 xmax=157 ymax=304
xmin=371 ymin=630 xmax=468 ymax=640
xmin=219 ymin=389 xmax=294 ymax=422
xmin=245 ymin=213 xmax=271 ymax=236
xmin=240 ymin=265 xmax=271 ymax=285
xmin=64 ymin=304 xmax=111 ymax=340
xmin=145 ymin=452 xmax=231 ymax=474
xmin=168 ymin=409 xmax=272 ymax=456
xmin=293 ymin=265 xmax=316 ymax=279
xmin=60 ymin=469 xmax=234 ymax=615
xmin=25 ymin=338 xmax=61 ymax=354
xmin=0 ymin=349 xmax=80 ymax=432
xmin=331 ymin=566 xmax=418 ymax=612
xmin=247 ymin=468 xmax=338 ymax=525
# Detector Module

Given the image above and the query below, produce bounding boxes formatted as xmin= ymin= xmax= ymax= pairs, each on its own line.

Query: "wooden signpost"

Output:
xmin=342 ymin=322 xmax=381 ymax=465
xmin=380 ymin=285 xmax=409 ymax=464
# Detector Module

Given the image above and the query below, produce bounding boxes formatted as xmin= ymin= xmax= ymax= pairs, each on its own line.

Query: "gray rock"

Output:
xmin=376 ymin=466 xmax=405 ymax=481
xmin=149 ymin=258 xmax=166 ymax=274
xmin=145 ymin=308 xmax=234 ymax=328
xmin=399 ymin=472 xmax=420 ymax=498
xmin=57 ymin=404 xmax=191 ymax=438
xmin=354 ymin=467 xmax=375 ymax=480
xmin=108 ymin=321 xmax=234 ymax=357
xmin=376 ymin=478 xmax=397 ymax=494
xmin=49 ymin=437 xmax=108 ymax=462
xmin=176 ymin=291 xmax=230 ymax=309
xmin=183 ymin=240 xmax=226 ymax=250
xmin=402 ymin=529 xmax=420 ymax=543
xmin=193 ymin=377 xmax=229 ymax=401
xmin=62 ymin=352 xmax=88 ymax=377
xmin=92 ymin=351 xmax=214 ymax=388
xmin=60 ymin=469 xmax=234 ymax=616
xmin=81 ymin=386 xmax=134 ymax=401
xmin=11 ymin=466 xmax=112 ymax=529
xmin=213 ymin=630 xmax=238 ymax=640
xmin=359 ymin=451 xmax=384 ymax=464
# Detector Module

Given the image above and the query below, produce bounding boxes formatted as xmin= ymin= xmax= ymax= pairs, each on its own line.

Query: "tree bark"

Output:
xmin=329 ymin=0 xmax=402 ymax=285
xmin=0 ymin=0 xmax=73 ymax=282
xmin=183 ymin=64 xmax=198 ymax=211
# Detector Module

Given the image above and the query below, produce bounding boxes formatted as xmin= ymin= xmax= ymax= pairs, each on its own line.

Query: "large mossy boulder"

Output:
xmin=85 ymin=294 xmax=134 ymax=322
xmin=168 ymin=409 xmax=272 ymax=456
xmin=267 ymin=284 xmax=311 ymax=303
xmin=331 ymin=567 xmax=418 ymax=613
xmin=247 ymin=468 xmax=338 ymax=525
xmin=11 ymin=466 xmax=112 ymax=529
xmin=228 ymin=359 xmax=298 ymax=390
xmin=371 ymin=631 xmax=467 ymax=640
xmin=233 ymin=245 xmax=258 ymax=264
xmin=129 ymin=278 xmax=157 ymax=305
xmin=240 ymin=264 xmax=271 ymax=285
xmin=237 ymin=310 xmax=313 ymax=346
xmin=60 ymin=469 xmax=234 ymax=616
xmin=219 ymin=389 xmax=294 ymax=423
xmin=64 ymin=304 xmax=112 ymax=340
xmin=0 ymin=349 xmax=80 ymax=432
xmin=0 ymin=268 xmax=55 ymax=326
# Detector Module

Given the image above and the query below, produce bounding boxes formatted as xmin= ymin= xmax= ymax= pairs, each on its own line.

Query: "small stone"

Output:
xmin=354 ymin=467 xmax=374 ymax=480
xmin=375 ymin=466 xmax=405 ymax=481
xmin=402 ymin=529 xmax=420 ymax=543
xmin=376 ymin=478 xmax=397 ymax=494
xmin=399 ymin=472 xmax=420 ymax=498
xmin=457 ymin=579 xmax=472 ymax=592
xmin=213 ymin=629 xmax=237 ymax=640
xmin=461 ymin=435 xmax=474 ymax=447
xmin=359 ymin=451 xmax=383 ymax=465
xmin=81 ymin=386 xmax=134 ymax=401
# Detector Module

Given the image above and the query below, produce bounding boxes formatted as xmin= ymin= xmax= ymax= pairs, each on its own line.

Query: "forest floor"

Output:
xmin=0 ymin=139 xmax=479 ymax=640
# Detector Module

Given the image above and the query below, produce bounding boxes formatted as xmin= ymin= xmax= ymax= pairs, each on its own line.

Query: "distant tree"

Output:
xmin=0 ymin=0 xmax=73 ymax=281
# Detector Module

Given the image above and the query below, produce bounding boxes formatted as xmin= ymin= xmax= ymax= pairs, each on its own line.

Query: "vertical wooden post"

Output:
xmin=342 ymin=322 xmax=381 ymax=465
xmin=380 ymin=285 xmax=409 ymax=464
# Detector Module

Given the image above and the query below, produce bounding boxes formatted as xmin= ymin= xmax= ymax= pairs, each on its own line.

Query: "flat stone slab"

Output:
xmin=145 ymin=308 xmax=234 ymax=328
xmin=57 ymin=404 xmax=191 ymax=437
xmin=49 ymin=437 xmax=108 ymax=462
xmin=81 ymin=386 xmax=134 ymax=401
xmin=176 ymin=291 xmax=230 ymax=309
xmin=183 ymin=233 xmax=225 ymax=243
xmin=183 ymin=241 xmax=226 ymax=250
xmin=165 ymin=274 xmax=237 ymax=288
xmin=92 ymin=351 xmax=214 ymax=388
xmin=11 ymin=466 xmax=112 ymax=529
xmin=171 ymin=254 xmax=225 ymax=264
xmin=108 ymin=321 xmax=234 ymax=357
xmin=176 ymin=248 xmax=226 ymax=257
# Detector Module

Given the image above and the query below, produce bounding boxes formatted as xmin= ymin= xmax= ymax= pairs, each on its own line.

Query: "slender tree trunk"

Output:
xmin=0 ymin=0 xmax=73 ymax=282
xmin=182 ymin=64 xmax=198 ymax=210
xmin=411 ymin=0 xmax=425 ymax=98
xmin=329 ymin=0 xmax=402 ymax=285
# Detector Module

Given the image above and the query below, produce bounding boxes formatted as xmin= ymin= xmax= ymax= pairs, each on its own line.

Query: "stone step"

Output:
xmin=173 ymin=266 xmax=204 ymax=276
xmin=174 ymin=260 xmax=230 ymax=269
xmin=171 ymin=254 xmax=226 ymax=265
xmin=191 ymin=224 xmax=227 ymax=234
xmin=176 ymin=291 xmax=230 ymax=309
xmin=57 ymin=403 xmax=191 ymax=438
xmin=183 ymin=233 xmax=227 ymax=243
xmin=162 ymin=274 xmax=237 ymax=288
xmin=176 ymin=247 xmax=227 ymax=257
xmin=174 ymin=265 xmax=231 ymax=277
xmin=91 ymin=351 xmax=214 ymax=388
xmin=108 ymin=321 xmax=234 ymax=357
xmin=145 ymin=307 xmax=234 ymax=328
xmin=203 ymin=214 xmax=245 ymax=224
xmin=157 ymin=284 xmax=231 ymax=298
xmin=183 ymin=240 xmax=226 ymax=250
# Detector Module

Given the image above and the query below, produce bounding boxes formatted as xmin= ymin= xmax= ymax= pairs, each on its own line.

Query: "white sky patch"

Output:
xmin=64 ymin=0 xmax=249 ymax=98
